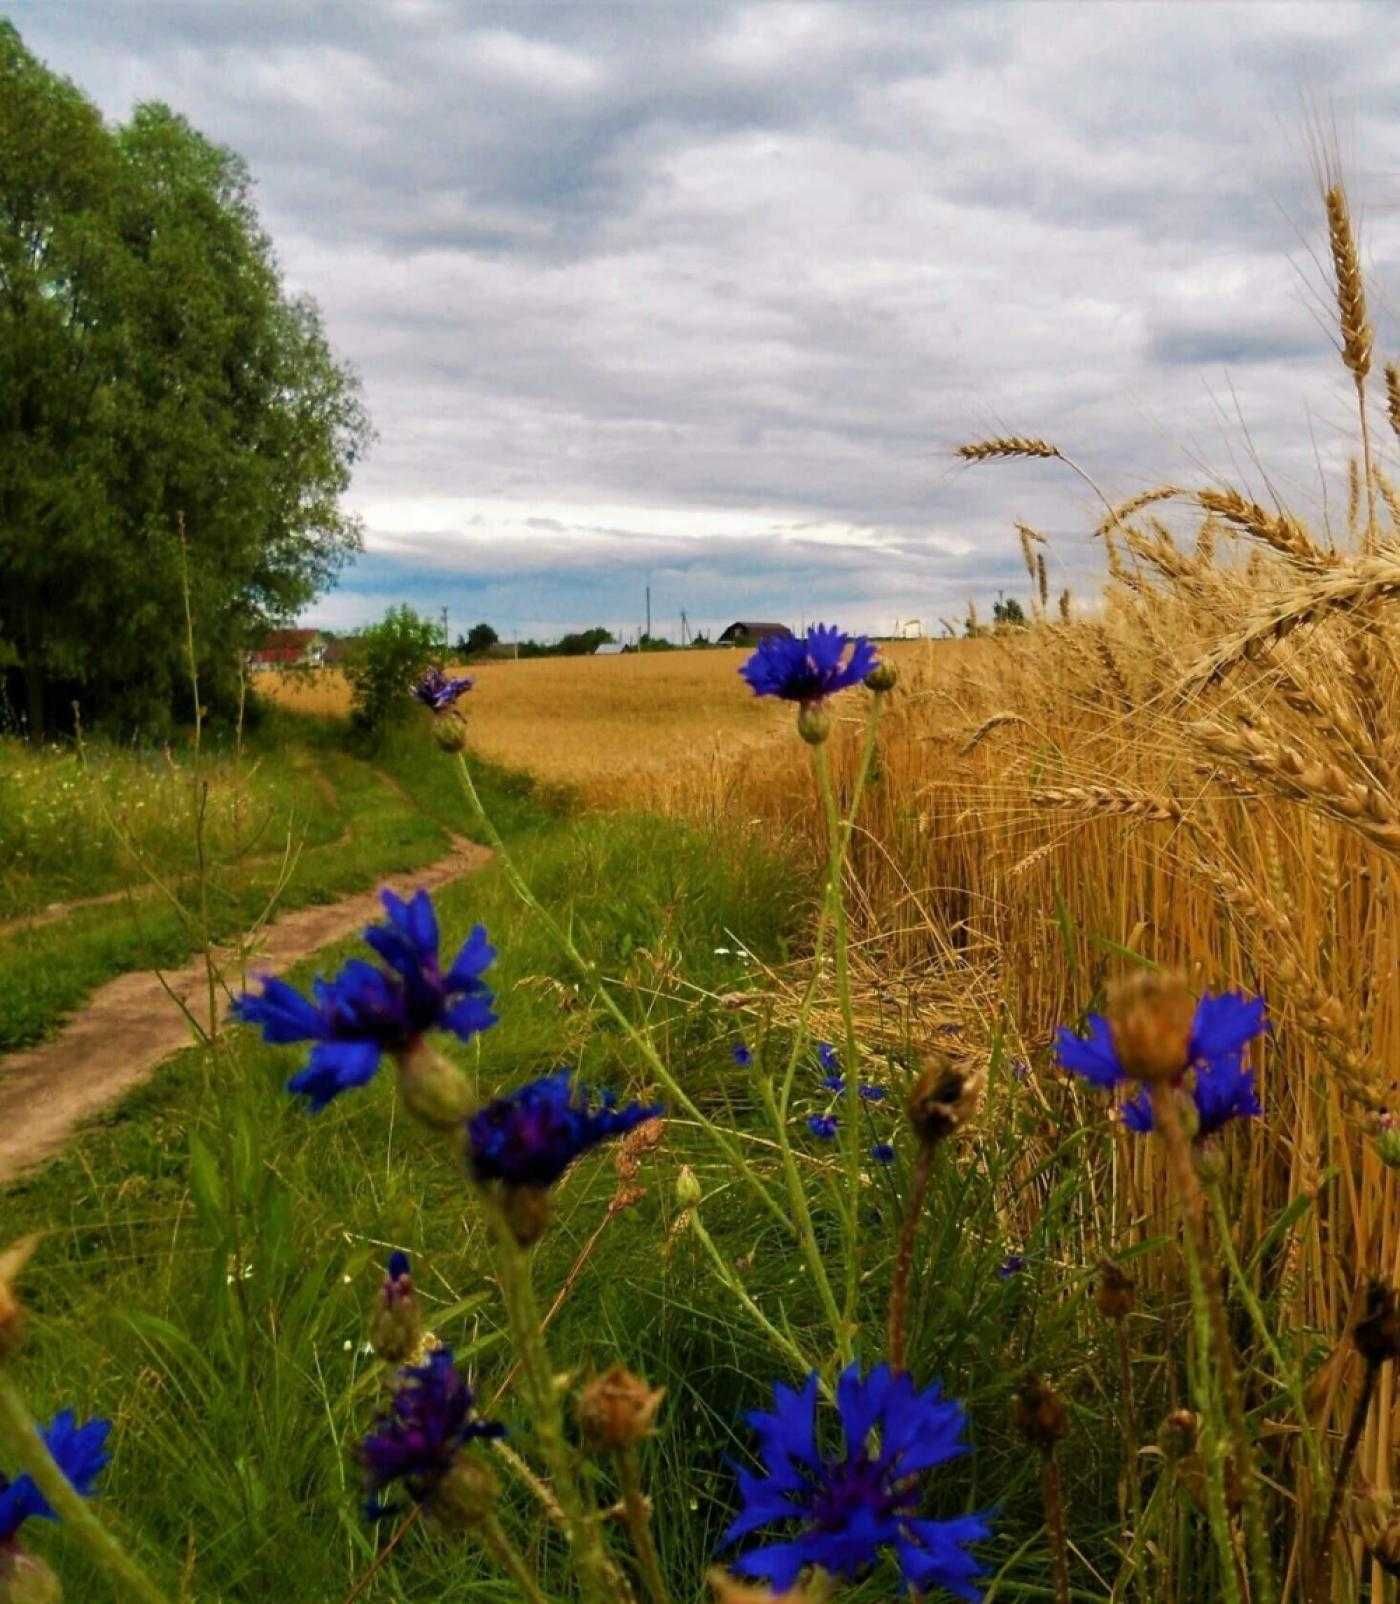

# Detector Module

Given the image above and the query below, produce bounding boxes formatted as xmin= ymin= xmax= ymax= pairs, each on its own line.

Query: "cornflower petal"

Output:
xmin=1054 ymin=1015 xmax=1124 ymax=1088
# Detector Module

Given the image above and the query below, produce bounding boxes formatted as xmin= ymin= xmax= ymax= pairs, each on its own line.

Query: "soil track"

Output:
xmin=0 ymin=839 xmax=491 ymax=1183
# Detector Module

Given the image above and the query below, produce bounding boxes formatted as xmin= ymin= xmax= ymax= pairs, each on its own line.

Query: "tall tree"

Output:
xmin=0 ymin=25 xmax=370 ymax=735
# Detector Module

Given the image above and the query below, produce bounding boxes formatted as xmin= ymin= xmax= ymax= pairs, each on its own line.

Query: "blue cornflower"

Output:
xmin=870 ymin=1142 xmax=896 ymax=1165
xmin=807 ymin=1113 xmax=839 ymax=1140
xmin=740 ymin=625 xmax=879 ymax=706
xmin=816 ymin=1043 xmax=839 ymax=1073
xmin=361 ymin=1348 xmax=503 ymax=1520
xmin=732 ymin=1043 xmax=754 ymax=1068
xmin=0 ymin=1411 xmax=111 ymax=1542
xmin=997 ymin=1255 xmax=1026 ymax=1280
xmin=859 ymin=1083 xmax=886 ymax=1103
xmin=232 ymin=888 xmax=497 ymax=1110
xmin=1055 ymin=990 xmax=1267 ymax=1092
xmin=821 ymin=1074 xmax=846 ymax=1095
xmin=1121 ymin=1055 xmax=1262 ymax=1140
xmin=723 ymin=1365 xmax=991 ymax=1597
xmin=467 ymin=1069 xmax=661 ymax=1189
xmin=412 ymin=666 xmax=474 ymax=711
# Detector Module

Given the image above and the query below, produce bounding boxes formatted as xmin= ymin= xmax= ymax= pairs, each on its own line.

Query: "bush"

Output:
xmin=342 ymin=605 xmax=440 ymax=738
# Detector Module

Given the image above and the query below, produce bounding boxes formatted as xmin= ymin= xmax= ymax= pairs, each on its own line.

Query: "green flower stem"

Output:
xmin=481 ymin=1197 xmax=621 ymax=1604
xmin=1112 ymin=1318 xmax=1151 ymax=1604
xmin=0 ymin=1370 xmax=170 ymax=1604
xmin=689 ymin=1201 xmax=819 ymax=1376
xmin=1150 ymin=1085 xmax=1269 ymax=1604
xmin=453 ymin=753 xmax=791 ymax=1238
xmin=1204 ymin=1177 xmax=1326 ymax=1495
xmin=480 ymin=1512 xmax=551 ymax=1604
xmin=810 ymin=702 xmax=880 ymax=1338
xmin=887 ymin=1141 xmax=935 ymax=1374
xmin=616 ymin=1447 xmax=671 ymax=1604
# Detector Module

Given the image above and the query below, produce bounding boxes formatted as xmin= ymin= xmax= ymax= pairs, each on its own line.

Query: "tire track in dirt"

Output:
xmin=0 ymin=839 xmax=492 ymax=1183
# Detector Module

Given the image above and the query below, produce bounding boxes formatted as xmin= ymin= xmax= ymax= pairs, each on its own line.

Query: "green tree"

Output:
xmin=462 ymin=622 xmax=499 ymax=656
xmin=0 ymin=24 xmax=370 ymax=736
xmin=344 ymin=606 xmax=442 ymax=738
xmin=992 ymin=597 xmax=1028 ymax=628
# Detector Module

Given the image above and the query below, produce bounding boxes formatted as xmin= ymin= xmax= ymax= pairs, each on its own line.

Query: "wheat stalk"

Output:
xmin=1179 ymin=552 xmax=1400 ymax=692
xmin=1197 ymin=488 xmax=1332 ymax=570
xmin=1096 ymin=485 xmax=1182 ymax=537
xmin=959 ymin=712 xmax=1030 ymax=754
xmin=957 ymin=436 xmax=1060 ymax=463
xmin=1326 ymin=184 xmax=1373 ymax=384
xmin=1386 ymin=363 xmax=1400 ymax=442
xmin=1032 ymin=785 xmax=1184 ymax=823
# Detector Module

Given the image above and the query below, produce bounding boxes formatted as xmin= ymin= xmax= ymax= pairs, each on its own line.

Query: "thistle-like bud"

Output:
xmin=1192 ymin=1134 xmax=1224 ymax=1182
xmin=796 ymin=703 xmax=832 ymax=745
xmin=433 ymin=1453 xmax=500 ymax=1531
xmin=0 ymin=1550 xmax=61 ymax=1604
xmin=394 ymin=1040 xmax=476 ymax=1129
xmin=369 ymin=1251 xmax=422 ymax=1365
xmin=1095 ymin=1259 xmax=1135 ymax=1322
xmin=575 ymin=1364 xmax=666 ymax=1451
xmin=906 ymin=1052 xmax=984 ymax=1145
xmin=1105 ymin=970 xmax=1195 ymax=1084
xmin=1012 ymin=1373 xmax=1069 ymax=1452
xmin=1374 ymin=1113 xmax=1400 ymax=1171
xmin=675 ymin=1165 xmax=703 ymax=1210
xmin=502 ymin=1184 xmax=553 ymax=1248
xmin=1354 ymin=1279 xmax=1400 ymax=1366
xmin=1157 ymin=1408 xmax=1199 ymax=1461
xmin=433 ymin=714 xmax=469 ymax=754
xmin=864 ymin=662 xmax=898 ymax=695
xmin=706 ymin=1568 xmax=837 ymax=1603
xmin=0 ymin=1236 xmax=39 ymax=1361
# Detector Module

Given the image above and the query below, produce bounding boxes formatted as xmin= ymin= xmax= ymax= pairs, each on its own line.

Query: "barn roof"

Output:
xmin=722 ymin=620 xmax=790 ymax=634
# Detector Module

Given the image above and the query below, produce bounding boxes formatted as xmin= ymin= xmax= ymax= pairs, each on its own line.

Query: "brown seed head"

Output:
xmin=1094 ymin=1260 xmax=1136 ymax=1323
xmin=1157 ymin=1408 xmax=1199 ymax=1461
xmin=1106 ymin=971 xmax=1196 ymax=1083
xmin=0 ymin=1547 xmax=62 ymax=1604
xmin=1354 ymin=1279 xmax=1400 ymax=1366
xmin=906 ymin=1053 xmax=985 ymax=1145
xmin=576 ymin=1364 xmax=666 ymax=1451
xmin=1012 ymin=1373 xmax=1069 ymax=1452
xmin=433 ymin=1454 xmax=500 ymax=1530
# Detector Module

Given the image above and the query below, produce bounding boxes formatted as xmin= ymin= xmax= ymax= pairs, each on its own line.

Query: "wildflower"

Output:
xmin=361 ymin=1348 xmax=503 ymax=1523
xmin=575 ymin=1365 xmax=666 ymax=1451
xmin=820 ymin=1074 xmax=846 ymax=1095
xmin=722 ymin=1365 xmax=991 ymax=1597
xmin=1056 ymin=986 xmax=1267 ymax=1138
xmin=0 ymin=1411 xmax=111 ymax=1543
xmin=232 ymin=889 xmax=496 ymax=1112
xmin=858 ymin=1083 xmax=886 ymax=1103
xmin=1119 ymin=1054 xmax=1261 ymax=1141
xmin=733 ymin=1044 xmax=754 ymax=1068
xmin=816 ymin=1043 xmax=839 ymax=1073
xmin=997 ymin=1255 xmax=1025 ymax=1280
xmin=369 ymin=1251 xmax=422 ymax=1365
xmin=412 ymin=666 xmax=473 ymax=712
xmin=870 ymin=1142 xmax=895 ymax=1165
xmin=807 ymin=1114 xmax=838 ymax=1140
xmin=739 ymin=625 xmax=879 ymax=708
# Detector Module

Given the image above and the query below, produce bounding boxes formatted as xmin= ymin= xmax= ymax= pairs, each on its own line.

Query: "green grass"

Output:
xmin=0 ymin=718 xmax=1130 ymax=1600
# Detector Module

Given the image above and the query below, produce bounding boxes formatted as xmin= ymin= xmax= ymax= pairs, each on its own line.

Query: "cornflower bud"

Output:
xmin=1105 ymin=970 xmax=1196 ymax=1083
xmin=1354 ymin=1279 xmax=1400 ymax=1366
xmin=575 ymin=1365 xmax=666 ymax=1451
xmin=369 ymin=1251 xmax=422 ymax=1365
xmin=675 ymin=1166 xmax=703 ymax=1210
xmin=1373 ymin=1113 xmax=1400 ymax=1171
xmin=796 ymin=703 xmax=832 ymax=745
xmin=433 ymin=714 xmax=469 ymax=754
xmin=394 ymin=1040 xmax=476 ymax=1129
xmin=1012 ymin=1373 xmax=1069 ymax=1452
xmin=906 ymin=1053 xmax=984 ymax=1146
xmin=864 ymin=662 xmax=898 ymax=694
xmin=433 ymin=1454 xmax=500 ymax=1531
xmin=0 ymin=1550 xmax=61 ymax=1604
xmin=1095 ymin=1259 xmax=1135 ymax=1322
xmin=1157 ymin=1408 xmax=1198 ymax=1461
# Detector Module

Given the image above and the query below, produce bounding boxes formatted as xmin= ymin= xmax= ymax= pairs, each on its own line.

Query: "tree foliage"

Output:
xmin=344 ymin=606 xmax=442 ymax=739
xmin=0 ymin=23 xmax=370 ymax=735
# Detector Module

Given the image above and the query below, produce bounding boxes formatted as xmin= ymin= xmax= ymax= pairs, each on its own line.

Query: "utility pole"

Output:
xmin=440 ymin=606 xmax=449 ymax=651
xmin=645 ymin=584 xmax=652 ymax=640
xmin=680 ymin=608 xmax=689 ymax=646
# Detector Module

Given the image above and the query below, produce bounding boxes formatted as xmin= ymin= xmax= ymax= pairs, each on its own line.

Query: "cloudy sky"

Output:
xmin=9 ymin=1 xmax=1400 ymax=641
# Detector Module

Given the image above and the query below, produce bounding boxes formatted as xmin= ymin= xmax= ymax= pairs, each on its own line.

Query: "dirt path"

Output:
xmin=0 ymin=839 xmax=492 ymax=1183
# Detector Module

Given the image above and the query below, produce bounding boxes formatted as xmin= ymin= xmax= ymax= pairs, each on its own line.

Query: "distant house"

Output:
xmin=593 ymin=641 xmax=627 ymax=655
xmin=247 ymin=628 xmax=328 ymax=671
xmin=717 ymin=621 xmax=792 ymax=647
